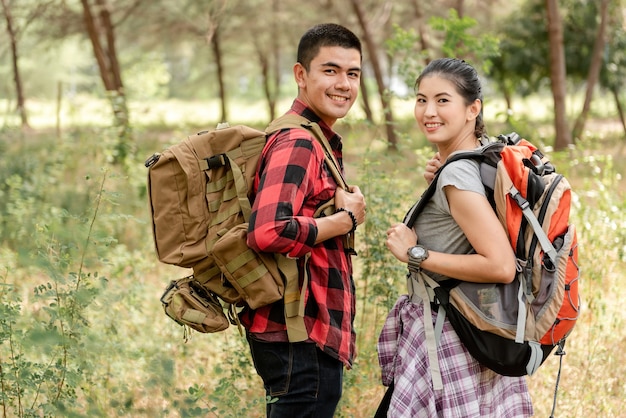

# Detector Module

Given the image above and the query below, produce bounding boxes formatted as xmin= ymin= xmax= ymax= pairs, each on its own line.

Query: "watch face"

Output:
xmin=410 ymin=246 xmax=426 ymax=258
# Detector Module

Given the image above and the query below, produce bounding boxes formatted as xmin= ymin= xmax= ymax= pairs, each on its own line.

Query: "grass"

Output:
xmin=1 ymin=96 xmax=625 ymax=417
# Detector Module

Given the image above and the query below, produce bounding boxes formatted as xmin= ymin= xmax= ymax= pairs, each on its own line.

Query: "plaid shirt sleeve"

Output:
xmin=242 ymin=108 xmax=356 ymax=367
xmin=247 ymin=128 xmax=329 ymax=258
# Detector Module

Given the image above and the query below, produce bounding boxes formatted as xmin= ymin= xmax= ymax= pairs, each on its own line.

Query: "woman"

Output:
xmin=378 ymin=58 xmax=534 ymax=417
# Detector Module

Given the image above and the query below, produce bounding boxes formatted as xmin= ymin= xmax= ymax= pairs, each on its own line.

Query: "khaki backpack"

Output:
xmin=146 ymin=114 xmax=351 ymax=340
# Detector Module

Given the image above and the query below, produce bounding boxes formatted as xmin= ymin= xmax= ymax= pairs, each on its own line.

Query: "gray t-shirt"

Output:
xmin=414 ymin=158 xmax=485 ymax=281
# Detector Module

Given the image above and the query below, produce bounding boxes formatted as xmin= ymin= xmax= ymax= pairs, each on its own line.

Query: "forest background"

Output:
xmin=1 ymin=0 xmax=625 ymax=417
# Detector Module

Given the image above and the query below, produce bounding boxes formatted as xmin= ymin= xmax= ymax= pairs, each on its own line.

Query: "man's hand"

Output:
xmin=335 ymin=186 xmax=366 ymax=226
xmin=314 ymin=185 xmax=366 ymax=243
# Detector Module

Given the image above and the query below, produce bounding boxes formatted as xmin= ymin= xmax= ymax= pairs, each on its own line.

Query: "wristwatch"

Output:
xmin=407 ymin=245 xmax=429 ymax=273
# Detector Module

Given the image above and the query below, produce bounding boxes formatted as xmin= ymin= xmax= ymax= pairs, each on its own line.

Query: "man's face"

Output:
xmin=294 ymin=46 xmax=361 ymax=127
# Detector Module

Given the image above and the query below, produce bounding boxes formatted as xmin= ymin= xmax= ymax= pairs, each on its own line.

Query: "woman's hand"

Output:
xmin=385 ymin=223 xmax=417 ymax=263
xmin=424 ymin=152 xmax=442 ymax=184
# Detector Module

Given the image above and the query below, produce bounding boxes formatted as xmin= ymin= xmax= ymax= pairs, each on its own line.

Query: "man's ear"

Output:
xmin=294 ymin=62 xmax=307 ymax=89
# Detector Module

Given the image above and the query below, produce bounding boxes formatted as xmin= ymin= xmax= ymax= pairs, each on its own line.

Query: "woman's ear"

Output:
xmin=467 ymin=99 xmax=482 ymax=121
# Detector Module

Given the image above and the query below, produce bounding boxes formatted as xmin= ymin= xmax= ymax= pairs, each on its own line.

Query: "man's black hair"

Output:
xmin=297 ymin=23 xmax=362 ymax=70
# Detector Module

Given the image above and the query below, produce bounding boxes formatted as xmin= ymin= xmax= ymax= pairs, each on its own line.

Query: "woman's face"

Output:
xmin=414 ymin=74 xmax=479 ymax=146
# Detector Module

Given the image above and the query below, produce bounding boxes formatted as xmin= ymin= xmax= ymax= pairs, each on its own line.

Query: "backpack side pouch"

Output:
xmin=160 ymin=276 xmax=229 ymax=333
xmin=212 ymin=223 xmax=284 ymax=309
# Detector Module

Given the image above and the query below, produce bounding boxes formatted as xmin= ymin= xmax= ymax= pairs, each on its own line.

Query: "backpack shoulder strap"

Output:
xmin=404 ymin=141 xmax=502 ymax=228
xmin=266 ymin=114 xmax=349 ymax=190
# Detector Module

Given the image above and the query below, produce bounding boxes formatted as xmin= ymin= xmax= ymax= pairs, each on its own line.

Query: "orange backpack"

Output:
xmin=405 ymin=132 xmax=580 ymax=377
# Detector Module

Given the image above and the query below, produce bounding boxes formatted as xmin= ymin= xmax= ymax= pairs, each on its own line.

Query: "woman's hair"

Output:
xmin=297 ymin=23 xmax=362 ymax=71
xmin=415 ymin=58 xmax=486 ymax=138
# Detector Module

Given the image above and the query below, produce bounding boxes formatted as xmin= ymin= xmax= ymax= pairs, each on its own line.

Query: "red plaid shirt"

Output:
xmin=241 ymin=99 xmax=356 ymax=367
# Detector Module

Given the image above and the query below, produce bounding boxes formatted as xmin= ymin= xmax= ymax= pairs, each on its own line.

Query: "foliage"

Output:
xmin=429 ymin=9 xmax=500 ymax=73
xmin=384 ymin=24 xmax=427 ymax=97
xmin=385 ymin=11 xmax=501 ymax=98
xmin=600 ymin=20 xmax=626 ymax=92
xmin=1 ymin=97 xmax=625 ymax=417
xmin=0 ymin=173 xmax=110 ymax=416
xmin=488 ymin=0 xmax=625 ymax=97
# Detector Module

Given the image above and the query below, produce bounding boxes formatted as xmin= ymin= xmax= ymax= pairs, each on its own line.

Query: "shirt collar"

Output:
xmin=291 ymin=99 xmax=342 ymax=151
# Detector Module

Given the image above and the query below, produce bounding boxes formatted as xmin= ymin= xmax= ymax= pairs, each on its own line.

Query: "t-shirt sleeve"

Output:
xmin=434 ymin=159 xmax=485 ymax=213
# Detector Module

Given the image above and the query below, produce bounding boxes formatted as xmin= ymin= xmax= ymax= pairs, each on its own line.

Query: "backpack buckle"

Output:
xmin=205 ymin=154 xmax=227 ymax=170
xmin=144 ymin=153 xmax=161 ymax=168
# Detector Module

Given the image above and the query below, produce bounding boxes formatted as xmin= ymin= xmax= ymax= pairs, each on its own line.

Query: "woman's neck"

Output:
xmin=438 ymin=132 xmax=480 ymax=161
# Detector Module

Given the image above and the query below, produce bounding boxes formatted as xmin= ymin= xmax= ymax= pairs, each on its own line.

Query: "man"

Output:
xmin=241 ymin=23 xmax=367 ymax=417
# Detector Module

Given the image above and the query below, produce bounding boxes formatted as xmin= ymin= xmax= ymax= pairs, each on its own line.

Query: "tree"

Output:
xmin=80 ymin=0 xmax=132 ymax=163
xmin=571 ymin=0 xmax=609 ymax=141
xmin=247 ymin=0 xmax=283 ymax=122
xmin=429 ymin=9 xmax=499 ymax=72
xmin=545 ymin=0 xmax=572 ymax=150
xmin=410 ymin=0 xmax=432 ymax=66
xmin=600 ymin=15 xmax=626 ymax=135
xmin=209 ymin=21 xmax=227 ymax=123
xmin=1 ymin=0 xmax=29 ymax=128
xmin=350 ymin=0 xmax=398 ymax=150
xmin=487 ymin=0 xmax=620 ymax=141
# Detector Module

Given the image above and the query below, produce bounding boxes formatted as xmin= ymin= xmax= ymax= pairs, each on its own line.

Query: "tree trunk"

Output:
xmin=571 ymin=0 xmax=609 ymax=142
xmin=209 ymin=23 xmax=227 ymax=123
xmin=81 ymin=0 xmax=131 ymax=163
xmin=455 ymin=0 xmax=465 ymax=18
xmin=611 ymin=87 xmax=626 ymax=136
xmin=1 ymin=0 xmax=30 ymax=129
xmin=350 ymin=0 xmax=397 ymax=150
xmin=545 ymin=0 xmax=571 ymax=151
xmin=411 ymin=0 xmax=431 ymax=65
xmin=254 ymin=0 xmax=280 ymax=122
xmin=269 ymin=0 xmax=280 ymax=121
xmin=359 ymin=75 xmax=374 ymax=123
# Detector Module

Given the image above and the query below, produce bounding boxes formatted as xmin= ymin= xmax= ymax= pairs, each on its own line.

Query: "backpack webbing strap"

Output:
xmin=508 ymin=185 xmax=557 ymax=264
xmin=279 ymin=253 xmax=309 ymax=342
xmin=200 ymin=152 xmax=253 ymax=223
xmin=266 ymin=114 xmax=350 ymax=190
xmin=515 ymin=274 xmax=527 ymax=343
xmin=229 ymin=155 xmax=253 ymax=222
xmin=526 ymin=341 xmax=543 ymax=375
xmin=408 ymin=270 xmax=444 ymax=390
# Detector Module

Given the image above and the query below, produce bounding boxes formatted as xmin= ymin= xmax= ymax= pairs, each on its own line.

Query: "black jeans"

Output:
xmin=247 ymin=334 xmax=343 ymax=418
